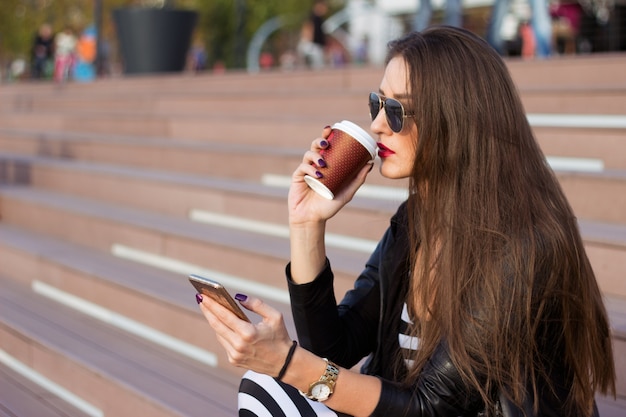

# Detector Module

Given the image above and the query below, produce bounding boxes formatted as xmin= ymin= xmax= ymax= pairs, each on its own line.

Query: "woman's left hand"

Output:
xmin=198 ymin=294 xmax=293 ymax=377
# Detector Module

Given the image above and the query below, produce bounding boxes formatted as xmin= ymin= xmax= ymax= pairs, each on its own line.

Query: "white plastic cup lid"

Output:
xmin=332 ymin=120 xmax=377 ymax=159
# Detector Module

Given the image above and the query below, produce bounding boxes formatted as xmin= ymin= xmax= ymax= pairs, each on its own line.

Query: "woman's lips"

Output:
xmin=377 ymin=142 xmax=395 ymax=158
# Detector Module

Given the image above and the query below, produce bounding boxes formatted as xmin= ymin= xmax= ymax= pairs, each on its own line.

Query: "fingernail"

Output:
xmin=196 ymin=293 xmax=203 ymax=304
xmin=317 ymin=159 xmax=326 ymax=168
xmin=315 ymin=171 xmax=323 ymax=179
xmin=235 ymin=293 xmax=248 ymax=302
xmin=320 ymin=140 xmax=328 ymax=148
xmin=323 ymin=125 xmax=331 ymax=130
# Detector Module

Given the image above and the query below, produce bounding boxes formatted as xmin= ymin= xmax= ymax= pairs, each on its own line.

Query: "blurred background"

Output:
xmin=0 ymin=0 xmax=625 ymax=80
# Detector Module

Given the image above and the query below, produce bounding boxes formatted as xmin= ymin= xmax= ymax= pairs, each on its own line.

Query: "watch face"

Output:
xmin=311 ymin=382 xmax=331 ymax=401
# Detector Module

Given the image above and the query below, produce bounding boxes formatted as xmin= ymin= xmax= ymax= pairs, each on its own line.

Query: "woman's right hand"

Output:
xmin=288 ymin=126 xmax=374 ymax=227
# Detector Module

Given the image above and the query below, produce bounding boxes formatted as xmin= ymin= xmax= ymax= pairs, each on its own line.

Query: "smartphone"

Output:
xmin=188 ymin=274 xmax=250 ymax=322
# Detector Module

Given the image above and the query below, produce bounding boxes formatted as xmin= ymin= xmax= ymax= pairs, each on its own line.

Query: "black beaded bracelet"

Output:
xmin=276 ymin=340 xmax=298 ymax=381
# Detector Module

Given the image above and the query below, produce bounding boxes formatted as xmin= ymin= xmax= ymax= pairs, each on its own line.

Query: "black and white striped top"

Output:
xmin=398 ymin=302 xmax=420 ymax=370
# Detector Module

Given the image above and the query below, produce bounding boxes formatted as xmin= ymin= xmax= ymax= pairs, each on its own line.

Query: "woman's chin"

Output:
xmin=379 ymin=163 xmax=409 ymax=180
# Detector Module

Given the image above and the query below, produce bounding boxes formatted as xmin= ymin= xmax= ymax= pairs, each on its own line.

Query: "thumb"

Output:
xmin=336 ymin=160 xmax=374 ymax=200
xmin=351 ymin=160 xmax=375 ymax=188
xmin=236 ymin=294 xmax=281 ymax=322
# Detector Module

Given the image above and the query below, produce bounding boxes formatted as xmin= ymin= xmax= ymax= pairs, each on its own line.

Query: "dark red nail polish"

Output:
xmin=323 ymin=125 xmax=331 ymax=130
xmin=235 ymin=293 xmax=248 ymax=302
xmin=196 ymin=293 xmax=203 ymax=304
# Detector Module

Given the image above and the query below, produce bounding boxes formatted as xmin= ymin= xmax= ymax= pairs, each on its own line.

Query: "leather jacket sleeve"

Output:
xmin=372 ymin=343 xmax=484 ymax=417
xmin=287 ymin=202 xmax=408 ymax=369
xmin=372 ymin=344 xmax=601 ymax=417
xmin=287 ymin=244 xmax=384 ymax=368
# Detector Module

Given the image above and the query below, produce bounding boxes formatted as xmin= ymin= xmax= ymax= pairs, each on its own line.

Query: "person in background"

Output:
xmin=53 ymin=26 xmax=77 ymax=83
xmin=197 ymin=26 xmax=615 ymax=417
xmin=413 ymin=0 xmax=463 ymax=32
xmin=551 ymin=0 xmax=584 ymax=54
xmin=191 ymin=45 xmax=207 ymax=72
xmin=297 ymin=0 xmax=329 ymax=69
xmin=31 ymin=23 xmax=54 ymax=79
xmin=487 ymin=0 xmax=553 ymax=57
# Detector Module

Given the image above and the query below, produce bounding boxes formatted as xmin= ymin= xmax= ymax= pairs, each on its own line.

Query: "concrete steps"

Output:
xmin=534 ymin=127 xmax=626 ymax=170
xmin=0 ymin=121 xmax=624 ymax=170
xmin=0 ymin=152 xmax=398 ymax=240
xmin=0 ymin=185 xmax=367 ymax=296
xmin=0 ymin=223 xmax=247 ymax=364
xmin=0 ymin=274 xmax=241 ymax=417
xmin=0 ymin=56 xmax=625 ymax=143
xmin=0 ymin=359 xmax=93 ymax=417
xmin=2 ymin=90 xmax=626 ymax=141
xmin=5 ymin=85 xmax=626 ymax=117
xmin=0 ymin=222 xmax=292 ymax=370
xmin=1 ymin=150 xmax=624 ymax=296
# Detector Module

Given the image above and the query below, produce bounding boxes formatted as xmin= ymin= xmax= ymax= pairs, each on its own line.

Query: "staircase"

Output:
xmin=0 ymin=54 xmax=625 ymax=416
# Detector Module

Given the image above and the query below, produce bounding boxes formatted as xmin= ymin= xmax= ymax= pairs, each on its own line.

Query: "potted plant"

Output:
xmin=113 ymin=0 xmax=197 ymax=74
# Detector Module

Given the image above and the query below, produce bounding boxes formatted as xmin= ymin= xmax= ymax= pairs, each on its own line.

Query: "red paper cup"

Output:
xmin=304 ymin=120 xmax=377 ymax=199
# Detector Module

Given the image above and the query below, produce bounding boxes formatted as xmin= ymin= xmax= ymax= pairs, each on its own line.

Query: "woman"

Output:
xmin=197 ymin=27 xmax=615 ymax=416
xmin=53 ymin=26 xmax=77 ymax=83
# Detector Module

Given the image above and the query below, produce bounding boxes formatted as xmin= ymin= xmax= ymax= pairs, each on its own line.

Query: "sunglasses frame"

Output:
xmin=368 ymin=92 xmax=413 ymax=133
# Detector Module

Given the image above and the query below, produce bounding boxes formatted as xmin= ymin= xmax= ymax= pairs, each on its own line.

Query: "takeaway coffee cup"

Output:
xmin=304 ymin=120 xmax=377 ymax=200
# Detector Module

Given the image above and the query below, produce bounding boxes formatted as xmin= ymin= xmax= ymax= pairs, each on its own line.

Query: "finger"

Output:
xmin=214 ymin=331 xmax=250 ymax=367
xmin=198 ymin=300 xmax=258 ymax=361
xmin=200 ymin=296 xmax=252 ymax=335
xmin=236 ymin=295 xmax=283 ymax=324
xmin=360 ymin=159 xmax=376 ymax=178
xmin=302 ymin=137 xmax=329 ymax=170
xmin=334 ymin=160 xmax=375 ymax=201
xmin=310 ymin=137 xmax=330 ymax=152
xmin=302 ymin=149 xmax=323 ymax=166
xmin=198 ymin=301 xmax=232 ymax=339
xmin=320 ymin=125 xmax=332 ymax=139
xmin=295 ymin=156 xmax=325 ymax=183
xmin=204 ymin=315 xmax=254 ymax=369
xmin=352 ymin=160 xmax=375 ymax=186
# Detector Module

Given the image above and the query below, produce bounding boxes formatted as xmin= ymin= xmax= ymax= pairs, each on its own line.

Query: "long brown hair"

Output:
xmin=389 ymin=27 xmax=615 ymax=415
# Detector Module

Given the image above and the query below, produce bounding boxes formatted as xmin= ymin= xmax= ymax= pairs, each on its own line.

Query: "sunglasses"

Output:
xmin=368 ymin=92 xmax=413 ymax=133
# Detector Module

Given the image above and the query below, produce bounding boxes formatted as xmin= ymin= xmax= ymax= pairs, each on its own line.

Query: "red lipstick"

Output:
xmin=377 ymin=142 xmax=395 ymax=158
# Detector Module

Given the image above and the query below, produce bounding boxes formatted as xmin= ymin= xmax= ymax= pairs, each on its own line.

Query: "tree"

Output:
xmin=0 ymin=0 xmax=97 ymax=74
xmin=0 ymin=0 xmax=344 ymax=76
xmin=194 ymin=0 xmax=327 ymax=69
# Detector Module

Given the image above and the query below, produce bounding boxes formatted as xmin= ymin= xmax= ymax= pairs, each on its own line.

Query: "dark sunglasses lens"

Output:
xmin=385 ymin=99 xmax=404 ymax=132
xmin=368 ymin=93 xmax=380 ymax=121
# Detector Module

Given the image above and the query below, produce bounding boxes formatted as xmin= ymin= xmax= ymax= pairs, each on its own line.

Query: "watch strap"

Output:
xmin=301 ymin=358 xmax=340 ymax=402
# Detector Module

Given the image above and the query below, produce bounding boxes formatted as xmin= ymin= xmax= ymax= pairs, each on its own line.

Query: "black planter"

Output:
xmin=113 ymin=8 xmax=198 ymax=74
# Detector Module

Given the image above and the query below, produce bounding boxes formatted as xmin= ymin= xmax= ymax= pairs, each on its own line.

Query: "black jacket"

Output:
xmin=287 ymin=202 xmax=597 ymax=416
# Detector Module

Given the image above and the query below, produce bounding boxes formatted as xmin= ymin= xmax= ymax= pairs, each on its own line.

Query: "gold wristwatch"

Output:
xmin=301 ymin=359 xmax=340 ymax=402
